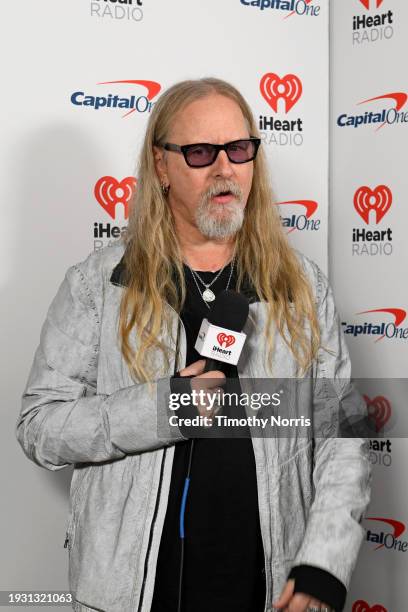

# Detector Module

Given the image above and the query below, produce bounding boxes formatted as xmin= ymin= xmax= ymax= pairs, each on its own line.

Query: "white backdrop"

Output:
xmin=331 ymin=1 xmax=408 ymax=610
xmin=6 ymin=1 xmax=406 ymax=611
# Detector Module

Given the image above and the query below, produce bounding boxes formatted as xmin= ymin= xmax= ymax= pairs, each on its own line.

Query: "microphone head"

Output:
xmin=208 ymin=290 xmax=249 ymax=332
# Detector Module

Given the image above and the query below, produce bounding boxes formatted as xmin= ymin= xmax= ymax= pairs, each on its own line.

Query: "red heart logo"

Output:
xmin=363 ymin=395 xmax=391 ymax=432
xmin=217 ymin=333 xmax=235 ymax=348
xmin=359 ymin=0 xmax=384 ymax=9
xmin=94 ymin=176 xmax=137 ymax=220
xmin=353 ymin=185 xmax=392 ymax=225
xmin=260 ymin=73 xmax=302 ymax=113
xmin=352 ymin=600 xmax=387 ymax=612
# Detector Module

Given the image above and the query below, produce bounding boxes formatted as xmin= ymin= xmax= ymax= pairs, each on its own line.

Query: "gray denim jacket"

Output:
xmin=16 ymin=239 xmax=371 ymax=612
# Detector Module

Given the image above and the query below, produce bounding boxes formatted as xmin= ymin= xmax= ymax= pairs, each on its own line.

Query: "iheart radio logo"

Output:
xmin=260 ymin=73 xmax=302 ymax=113
xmin=352 ymin=601 xmax=387 ymax=612
xmin=217 ymin=333 xmax=236 ymax=348
xmin=359 ymin=0 xmax=384 ymax=9
xmin=94 ymin=176 xmax=137 ymax=220
xmin=354 ymin=185 xmax=392 ymax=224
xmin=363 ymin=395 xmax=391 ymax=432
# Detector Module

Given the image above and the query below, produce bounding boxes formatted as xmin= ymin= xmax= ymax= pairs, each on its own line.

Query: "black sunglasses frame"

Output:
xmin=158 ymin=137 xmax=261 ymax=168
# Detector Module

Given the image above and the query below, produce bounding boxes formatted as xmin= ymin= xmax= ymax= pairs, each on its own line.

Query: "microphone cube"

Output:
xmin=194 ymin=318 xmax=247 ymax=365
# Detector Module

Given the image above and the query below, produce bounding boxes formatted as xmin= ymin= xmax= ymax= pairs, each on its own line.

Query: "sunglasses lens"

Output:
xmin=185 ymin=144 xmax=216 ymax=167
xmin=227 ymin=140 xmax=257 ymax=163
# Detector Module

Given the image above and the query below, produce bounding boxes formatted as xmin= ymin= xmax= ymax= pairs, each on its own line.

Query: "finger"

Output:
xmin=286 ymin=593 xmax=311 ymax=612
xmin=197 ymin=370 xmax=226 ymax=382
xmin=307 ymin=598 xmax=327 ymax=612
xmin=191 ymin=374 xmax=226 ymax=392
xmin=200 ymin=387 xmax=224 ymax=403
xmin=197 ymin=389 xmax=224 ymax=416
xmin=272 ymin=578 xmax=294 ymax=609
xmin=179 ymin=359 xmax=206 ymax=377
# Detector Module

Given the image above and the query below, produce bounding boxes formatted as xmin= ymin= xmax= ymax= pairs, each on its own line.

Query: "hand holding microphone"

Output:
xmin=178 ymin=359 xmax=225 ymax=419
xmin=175 ymin=290 xmax=250 ymax=420
xmin=196 ymin=289 xmax=249 ymax=373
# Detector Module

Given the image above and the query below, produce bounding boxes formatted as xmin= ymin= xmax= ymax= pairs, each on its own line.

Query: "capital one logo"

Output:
xmin=357 ymin=308 xmax=406 ymax=341
xmin=276 ymin=200 xmax=319 ymax=233
xmin=260 ymin=73 xmax=302 ymax=113
xmin=359 ymin=0 xmax=384 ymax=9
xmin=94 ymin=176 xmax=137 ymax=220
xmin=217 ymin=333 xmax=235 ymax=348
xmin=71 ymin=79 xmax=161 ymax=119
xmin=354 ymin=185 xmax=392 ymax=224
xmin=337 ymin=92 xmax=408 ymax=131
xmin=285 ymin=0 xmax=315 ymax=19
xmin=363 ymin=395 xmax=391 ymax=431
xmin=365 ymin=517 xmax=407 ymax=552
xmin=352 ymin=601 xmax=387 ymax=612
xmin=342 ymin=308 xmax=407 ymax=342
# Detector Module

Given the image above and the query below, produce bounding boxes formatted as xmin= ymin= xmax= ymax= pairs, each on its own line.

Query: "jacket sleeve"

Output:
xmin=292 ymin=263 xmax=372 ymax=591
xmin=16 ymin=259 xmax=186 ymax=472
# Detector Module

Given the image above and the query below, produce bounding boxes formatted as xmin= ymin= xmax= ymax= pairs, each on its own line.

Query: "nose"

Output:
xmin=211 ymin=149 xmax=234 ymax=179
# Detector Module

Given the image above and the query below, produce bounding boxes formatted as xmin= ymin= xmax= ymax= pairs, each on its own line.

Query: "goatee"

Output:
xmin=195 ymin=180 xmax=245 ymax=240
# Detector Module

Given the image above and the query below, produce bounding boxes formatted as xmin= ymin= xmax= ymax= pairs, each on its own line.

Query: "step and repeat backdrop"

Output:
xmin=1 ymin=0 xmax=329 ymax=606
xmin=331 ymin=1 xmax=408 ymax=611
xmin=1 ymin=0 xmax=406 ymax=610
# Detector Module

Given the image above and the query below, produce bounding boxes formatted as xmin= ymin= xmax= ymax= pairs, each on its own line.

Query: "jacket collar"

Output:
xmin=110 ymin=255 xmax=127 ymax=288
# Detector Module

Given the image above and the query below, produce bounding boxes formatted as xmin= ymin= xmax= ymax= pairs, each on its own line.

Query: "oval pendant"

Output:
xmin=202 ymin=288 xmax=216 ymax=302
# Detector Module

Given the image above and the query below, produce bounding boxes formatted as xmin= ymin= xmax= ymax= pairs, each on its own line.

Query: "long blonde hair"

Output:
xmin=119 ymin=77 xmax=320 ymax=382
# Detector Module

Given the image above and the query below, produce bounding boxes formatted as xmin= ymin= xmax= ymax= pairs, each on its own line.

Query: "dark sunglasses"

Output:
xmin=156 ymin=137 xmax=261 ymax=168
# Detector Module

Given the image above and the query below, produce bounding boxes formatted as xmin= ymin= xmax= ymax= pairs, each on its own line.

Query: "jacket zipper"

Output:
xmin=136 ymin=447 xmax=167 ymax=612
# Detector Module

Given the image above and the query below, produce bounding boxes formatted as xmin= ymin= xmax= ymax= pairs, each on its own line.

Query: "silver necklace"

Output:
xmin=190 ymin=262 xmax=227 ymax=302
xmin=187 ymin=257 xmax=235 ymax=309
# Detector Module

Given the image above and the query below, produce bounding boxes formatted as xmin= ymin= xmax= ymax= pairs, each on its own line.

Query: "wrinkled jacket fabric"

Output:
xmin=16 ymin=240 xmax=371 ymax=612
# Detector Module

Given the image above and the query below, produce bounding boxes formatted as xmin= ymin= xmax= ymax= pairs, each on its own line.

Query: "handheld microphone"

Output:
xmin=194 ymin=290 xmax=249 ymax=373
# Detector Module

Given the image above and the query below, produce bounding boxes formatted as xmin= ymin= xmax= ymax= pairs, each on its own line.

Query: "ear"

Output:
xmin=153 ymin=145 xmax=168 ymax=185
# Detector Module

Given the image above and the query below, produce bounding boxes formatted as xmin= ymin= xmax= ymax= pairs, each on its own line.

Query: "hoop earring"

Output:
xmin=161 ymin=182 xmax=169 ymax=196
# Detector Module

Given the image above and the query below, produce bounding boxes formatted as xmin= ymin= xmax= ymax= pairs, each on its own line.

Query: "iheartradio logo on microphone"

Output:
xmin=352 ymin=185 xmax=394 ymax=257
xmin=258 ymin=73 xmax=304 ymax=147
xmin=217 ymin=333 xmax=236 ymax=349
xmin=195 ymin=320 xmax=246 ymax=365
xmin=93 ymin=176 xmax=137 ymax=251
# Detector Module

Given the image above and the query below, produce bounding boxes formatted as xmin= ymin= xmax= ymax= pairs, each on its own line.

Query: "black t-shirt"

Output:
xmin=150 ymin=262 xmax=266 ymax=612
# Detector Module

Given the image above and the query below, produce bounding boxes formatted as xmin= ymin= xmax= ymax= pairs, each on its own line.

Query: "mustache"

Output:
xmin=202 ymin=180 xmax=243 ymax=201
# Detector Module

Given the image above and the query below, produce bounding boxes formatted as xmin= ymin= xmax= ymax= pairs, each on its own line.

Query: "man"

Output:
xmin=17 ymin=78 xmax=371 ymax=612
